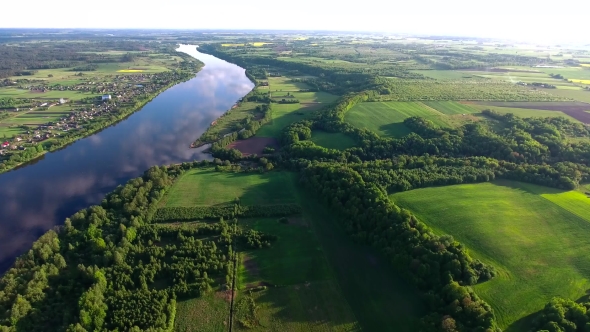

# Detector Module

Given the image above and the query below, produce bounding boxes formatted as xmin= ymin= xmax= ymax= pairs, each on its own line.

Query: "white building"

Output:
xmin=101 ymin=94 xmax=112 ymax=101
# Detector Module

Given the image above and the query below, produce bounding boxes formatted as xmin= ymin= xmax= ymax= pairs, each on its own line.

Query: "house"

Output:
xmin=15 ymin=137 xmax=22 ymax=142
xmin=101 ymin=94 xmax=111 ymax=101
xmin=59 ymin=98 xmax=69 ymax=104
xmin=1 ymin=142 xmax=9 ymax=148
xmin=40 ymin=103 xmax=48 ymax=107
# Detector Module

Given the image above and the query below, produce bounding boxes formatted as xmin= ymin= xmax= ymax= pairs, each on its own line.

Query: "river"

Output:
xmin=0 ymin=45 xmax=254 ymax=273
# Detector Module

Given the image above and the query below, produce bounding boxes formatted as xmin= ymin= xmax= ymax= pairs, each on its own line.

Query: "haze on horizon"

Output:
xmin=3 ymin=0 xmax=589 ymax=44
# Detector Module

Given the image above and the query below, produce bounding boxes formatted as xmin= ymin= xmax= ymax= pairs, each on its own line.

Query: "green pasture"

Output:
xmin=271 ymin=91 xmax=336 ymax=104
xmin=267 ymin=76 xmax=314 ymax=91
xmin=345 ymin=101 xmax=448 ymax=138
xmin=175 ymin=293 xmax=229 ymax=332
xmin=256 ymin=103 xmax=319 ymax=138
xmin=207 ymin=101 xmax=263 ymax=137
xmin=236 ymin=281 xmax=359 ymax=332
xmin=469 ymin=104 xmax=581 ymax=122
xmin=545 ymin=88 xmax=590 ymax=103
xmin=0 ymin=87 xmax=95 ymax=101
xmin=0 ymin=126 xmax=24 ymax=139
xmin=423 ymin=101 xmax=478 ymax=115
xmin=390 ymin=181 xmax=590 ymax=330
xmin=537 ymin=67 xmax=590 ymax=80
xmin=309 ymin=130 xmax=357 ymax=150
xmin=162 ymin=169 xmax=297 ymax=207
xmin=296 ymin=191 xmax=425 ymax=331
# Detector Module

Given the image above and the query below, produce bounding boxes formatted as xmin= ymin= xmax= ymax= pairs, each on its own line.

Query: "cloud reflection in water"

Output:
xmin=0 ymin=45 xmax=254 ymax=272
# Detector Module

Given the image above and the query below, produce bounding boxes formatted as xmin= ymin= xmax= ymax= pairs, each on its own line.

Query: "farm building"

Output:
xmin=101 ymin=94 xmax=112 ymax=101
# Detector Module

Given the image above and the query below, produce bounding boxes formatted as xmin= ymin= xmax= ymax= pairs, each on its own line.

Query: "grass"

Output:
xmin=256 ymin=103 xmax=319 ymax=138
xmin=234 ymin=174 xmax=425 ymax=331
xmin=309 ymin=131 xmax=356 ymax=150
xmin=390 ymin=181 xmax=590 ymax=330
xmin=237 ymin=281 xmax=359 ymax=332
xmin=545 ymin=89 xmax=590 ymax=103
xmin=175 ymin=293 xmax=229 ymax=332
xmin=207 ymin=101 xmax=263 ymax=137
xmin=423 ymin=101 xmax=479 ymax=115
xmin=468 ymin=104 xmax=581 ymax=122
xmin=163 ymin=169 xmax=297 ymax=207
xmin=255 ymin=77 xmax=337 ymax=138
xmin=345 ymin=101 xmax=448 ymax=138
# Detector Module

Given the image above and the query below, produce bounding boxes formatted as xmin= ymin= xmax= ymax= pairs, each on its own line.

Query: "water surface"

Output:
xmin=0 ymin=45 xmax=254 ymax=272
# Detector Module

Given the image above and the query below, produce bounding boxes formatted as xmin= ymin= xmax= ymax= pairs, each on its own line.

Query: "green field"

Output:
xmin=175 ymin=294 xmax=229 ymax=332
xmin=255 ymin=77 xmax=337 ymax=138
xmin=423 ymin=101 xmax=478 ymax=115
xmin=162 ymin=169 xmax=298 ymax=207
xmin=345 ymin=101 xmax=449 ymax=138
xmin=309 ymin=131 xmax=357 ymax=150
xmin=469 ymin=104 xmax=581 ymax=122
xmin=256 ymin=103 xmax=319 ymax=138
xmin=165 ymin=170 xmax=424 ymax=331
xmin=390 ymin=181 xmax=590 ymax=330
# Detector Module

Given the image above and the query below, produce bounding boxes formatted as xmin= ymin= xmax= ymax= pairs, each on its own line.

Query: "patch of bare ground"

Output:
xmin=227 ymin=137 xmax=279 ymax=156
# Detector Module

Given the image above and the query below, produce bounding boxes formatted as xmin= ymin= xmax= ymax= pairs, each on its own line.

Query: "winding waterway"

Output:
xmin=0 ymin=45 xmax=254 ymax=273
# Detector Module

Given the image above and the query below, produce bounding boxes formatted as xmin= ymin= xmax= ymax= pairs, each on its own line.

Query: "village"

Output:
xmin=0 ymin=70 xmax=191 ymax=159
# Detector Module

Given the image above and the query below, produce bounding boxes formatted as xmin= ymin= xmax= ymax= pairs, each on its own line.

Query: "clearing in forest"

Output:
xmin=162 ymin=169 xmax=298 ymax=207
xmin=309 ymin=130 xmax=357 ymax=150
xmin=256 ymin=77 xmax=338 ymax=138
xmin=345 ymin=101 xmax=448 ymax=138
xmin=474 ymin=101 xmax=590 ymax=124
xmin=390 ymin=180 xmax=590 ymax=330
xmin=166 ymin=170 xmax=425 ymax=331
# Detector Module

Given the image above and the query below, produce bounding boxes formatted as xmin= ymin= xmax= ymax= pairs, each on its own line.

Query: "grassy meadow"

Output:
xmin=468 ymin=103 xmax=581 ymax=122
xmin=345 ymin=101 xmax=449 ymax=138
xmin=161 ymin=169 xmax=425 ymax=331
xmin=256 ymin=77 xmax=338 ymax=138
xmin=309 ymin=130 xmax=357 ymax=150
xmin=162 ymin=169 xmax=298 ymax=207
xmin=390 ymin=181 xmax=590 ymax=330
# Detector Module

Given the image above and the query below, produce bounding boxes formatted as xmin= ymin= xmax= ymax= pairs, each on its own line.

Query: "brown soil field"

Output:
xmin=227 ymin=137 xmax=278 ymax=156
xmin=476 ymin=101 xmax=590 ymax=124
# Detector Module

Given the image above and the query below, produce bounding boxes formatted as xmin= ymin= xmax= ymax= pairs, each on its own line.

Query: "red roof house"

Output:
xmin=1 ymin=142 xmax=9 ymax=148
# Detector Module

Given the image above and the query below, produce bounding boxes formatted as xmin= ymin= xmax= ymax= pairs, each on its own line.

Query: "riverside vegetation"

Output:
xmin=1 ymin=32 xmax=590 ymax=332
xmin=0 ymin=40 xmax=203 ymax=173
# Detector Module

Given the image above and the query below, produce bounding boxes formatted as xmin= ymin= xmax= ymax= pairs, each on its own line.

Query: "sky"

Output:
xmin=2 ymin=0 xmax=589 ymax=44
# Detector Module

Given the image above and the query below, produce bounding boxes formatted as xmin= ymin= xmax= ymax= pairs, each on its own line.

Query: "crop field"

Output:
xmin=390 ymin=181 xmax=590 ymax=330
xmin=345 ymin=101 xmax=449 ymax=138
xmin=162 ymin=169 xmax=297 ymax=207
xmin=310 ymin=131 xmax=357 ymax=150
xmin=423 ymin=101 xmax=478 ymax=115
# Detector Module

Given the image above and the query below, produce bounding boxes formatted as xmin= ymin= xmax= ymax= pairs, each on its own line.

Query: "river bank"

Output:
xmin=0 ymin=52 xmax=204 ymax=174
xmin=0 ymin=45 xmax=254 ymax=273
